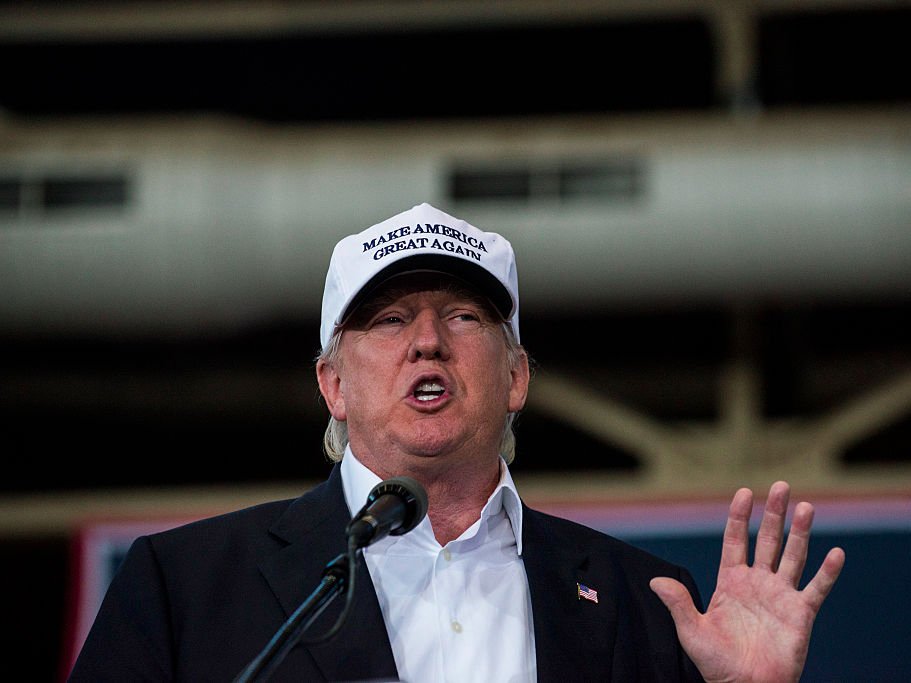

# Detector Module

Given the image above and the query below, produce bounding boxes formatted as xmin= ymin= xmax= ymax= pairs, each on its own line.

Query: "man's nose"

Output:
xmin=408 ymin=310 xmax=451 ymax=361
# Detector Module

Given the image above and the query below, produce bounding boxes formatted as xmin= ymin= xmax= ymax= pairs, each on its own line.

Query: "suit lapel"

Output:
xmin=522 ymin=506 xmax=620 ymax=683
xmin=258 ymin=466 xmax=399 ymax=681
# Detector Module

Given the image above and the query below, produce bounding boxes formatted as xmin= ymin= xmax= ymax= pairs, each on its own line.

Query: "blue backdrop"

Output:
xmin=624 ymin=529 xmax=910 ymax=681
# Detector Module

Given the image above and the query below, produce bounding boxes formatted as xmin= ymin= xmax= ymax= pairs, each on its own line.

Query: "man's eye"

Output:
xmin=453 ymin=312 xmax=480 ymax=322
xmin=375 ymin=315 xmax=404 ymax=325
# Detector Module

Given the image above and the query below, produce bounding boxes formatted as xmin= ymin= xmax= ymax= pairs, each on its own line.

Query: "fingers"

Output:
xmin=650 ymin=577 xmax=701 ymax=631
xmin=753 ymin=481 xmax=791 ymax=570
xmin=719 ymin=487 xmax=753 ymax=569
xmin=803 ymin=547 xmax=846 ymax=612
xmin=777 ymin=501 xmax=814 ymax=585
xmin=719 ymin=481 xmax=845 ymax=605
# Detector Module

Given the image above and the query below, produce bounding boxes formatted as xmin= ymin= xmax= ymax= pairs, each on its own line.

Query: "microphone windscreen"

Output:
xmin=367 ymin=476 xmax=428 ymax=535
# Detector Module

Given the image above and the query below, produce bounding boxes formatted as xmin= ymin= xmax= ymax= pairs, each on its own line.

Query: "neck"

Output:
xmin=353 ymin=447 xmax=502 ymax=546
xmin=421 ymin=462 xmax=501 ymax=545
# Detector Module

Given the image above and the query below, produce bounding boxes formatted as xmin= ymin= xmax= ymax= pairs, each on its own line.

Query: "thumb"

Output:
xmin=650 ymin=576 xmax=700 ymax=632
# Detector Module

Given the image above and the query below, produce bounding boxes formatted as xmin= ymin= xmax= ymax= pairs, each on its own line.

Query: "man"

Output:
xmin=70 ymin=203 xmax=845 ymax=682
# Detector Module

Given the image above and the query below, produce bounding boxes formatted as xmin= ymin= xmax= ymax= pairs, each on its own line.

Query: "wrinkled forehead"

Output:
xmin=343 ymin=271 xmax=502 ymax=326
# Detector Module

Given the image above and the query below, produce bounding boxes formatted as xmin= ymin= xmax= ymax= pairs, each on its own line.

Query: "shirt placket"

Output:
xmin=433 ymin=542 xmax=465 ymax=683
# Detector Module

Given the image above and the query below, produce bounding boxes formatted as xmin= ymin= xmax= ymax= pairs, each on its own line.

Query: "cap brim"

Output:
xmin=340 ymin=253 xmax=514 ymax=326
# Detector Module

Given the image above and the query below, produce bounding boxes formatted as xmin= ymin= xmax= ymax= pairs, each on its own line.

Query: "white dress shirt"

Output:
xmin=341 ymin=447 xmax=537 ymax=683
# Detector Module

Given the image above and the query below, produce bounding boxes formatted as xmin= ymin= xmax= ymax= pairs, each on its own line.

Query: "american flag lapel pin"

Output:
xmin=577 ymin=582 xmax=599 ymax=604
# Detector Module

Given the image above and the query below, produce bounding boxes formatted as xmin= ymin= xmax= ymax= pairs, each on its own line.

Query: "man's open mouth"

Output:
xmin=413 ymin=381 xmax=446 ymax=402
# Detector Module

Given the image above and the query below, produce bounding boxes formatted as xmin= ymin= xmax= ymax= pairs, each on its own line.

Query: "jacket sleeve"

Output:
xmin=67 ymin=536 xmax=174 ymax=682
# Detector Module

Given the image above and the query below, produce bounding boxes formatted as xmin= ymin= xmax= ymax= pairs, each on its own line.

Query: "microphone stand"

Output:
xmin=233 ymin=548 xmax=357 ymax=683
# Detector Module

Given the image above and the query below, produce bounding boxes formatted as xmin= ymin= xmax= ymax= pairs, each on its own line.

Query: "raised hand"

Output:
xmin=650 ymin=481 xmax=845 ymax=683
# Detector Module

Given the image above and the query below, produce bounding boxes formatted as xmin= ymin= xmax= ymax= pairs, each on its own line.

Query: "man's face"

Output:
xmin=317 ymin=274 xmax=528 ymax=479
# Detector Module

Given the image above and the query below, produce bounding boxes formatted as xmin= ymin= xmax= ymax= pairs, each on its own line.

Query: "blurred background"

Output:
xmin=1 ymin=0 xmax=909 ymax=680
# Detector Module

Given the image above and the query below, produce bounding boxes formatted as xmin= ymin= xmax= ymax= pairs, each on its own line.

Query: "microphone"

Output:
xmin=346 ymin=477 xmax=428 ymax=549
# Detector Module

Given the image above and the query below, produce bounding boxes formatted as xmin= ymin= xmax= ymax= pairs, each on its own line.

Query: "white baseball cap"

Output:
xmin=320 ymin=202 xmax=519 ymax=349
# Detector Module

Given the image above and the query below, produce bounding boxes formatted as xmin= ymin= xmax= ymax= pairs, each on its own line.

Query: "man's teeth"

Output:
xmin=414 ymin=382 xmax=445 ymax=401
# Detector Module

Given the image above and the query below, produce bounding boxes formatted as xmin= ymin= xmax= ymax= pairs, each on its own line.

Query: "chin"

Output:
xmin=404 ymin=440 xmax=454 ymax=458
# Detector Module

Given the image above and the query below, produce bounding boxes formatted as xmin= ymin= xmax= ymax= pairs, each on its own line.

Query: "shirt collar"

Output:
xmin=340 ymin=445 xmax=524 ymax=555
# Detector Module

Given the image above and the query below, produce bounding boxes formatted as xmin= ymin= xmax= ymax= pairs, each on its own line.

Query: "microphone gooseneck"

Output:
xmin=346 ymin=476 xmax=429 ymax=549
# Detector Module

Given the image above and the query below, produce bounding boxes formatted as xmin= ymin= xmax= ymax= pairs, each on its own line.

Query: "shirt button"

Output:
xmin=442 ymin=549 xmax=452 ymax=561
xmin=451 ymin=620 xmax=462 ymax=633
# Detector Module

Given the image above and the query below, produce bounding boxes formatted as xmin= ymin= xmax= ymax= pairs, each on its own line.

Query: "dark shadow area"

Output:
xmin=0 ymin=537 xmax=69 ymax=682
xmin=759 ymin=7 xmax=911 ymax=107
xmin=0 ymin=19 xmax=714 ymax=121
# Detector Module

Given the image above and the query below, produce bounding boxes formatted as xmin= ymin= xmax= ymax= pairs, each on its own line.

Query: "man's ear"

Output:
xmin=508 ymin=350 xmax=530 ymax=413
xmin=316 ymin=358 xmax=347 ymax=421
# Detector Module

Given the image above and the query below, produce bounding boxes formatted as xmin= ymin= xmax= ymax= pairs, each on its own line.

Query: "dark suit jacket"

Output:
xmin=69 ymin=465 xmax=704 ymax=682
